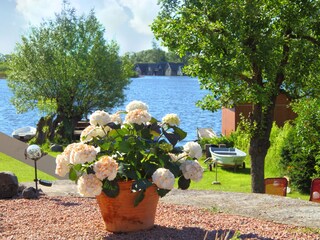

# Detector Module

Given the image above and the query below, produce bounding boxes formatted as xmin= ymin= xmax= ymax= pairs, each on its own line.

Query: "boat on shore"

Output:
xmin=209 ymin=147 xmax=247 ymax=168
xmin=12 ymin=126 xmax=36 ymax=142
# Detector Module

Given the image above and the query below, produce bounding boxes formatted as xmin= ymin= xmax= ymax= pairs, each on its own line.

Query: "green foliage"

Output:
xmin=178 ymin=175 xmax=191 ymax=190
xmin=265 ymin=122 xmax=293 ymax=177
xmin=7 ymin=2 xmax=131 ymax=141
xmin=0 ymin=54 xmax=9 ymax=77
xmin=127 ymin=48 xmax=187 ymax=64
xmin=280 ymin=98 xmax=320 ymax=193
xmin=153 ymin=0 xmax=320 ymax=192
xmin=102 ymin=180 xmax=120 ymax=198
xmin=198 ymin=135 xmax=235 ymax=149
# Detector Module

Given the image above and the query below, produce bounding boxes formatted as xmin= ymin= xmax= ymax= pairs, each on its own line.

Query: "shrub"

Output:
xmin=198 ymin=135 xmax=235 ymax=149
xmin=280 ymin=98 xmax=320 ymax=193
xmin=265 ymin=122 xmax=293 ymax=177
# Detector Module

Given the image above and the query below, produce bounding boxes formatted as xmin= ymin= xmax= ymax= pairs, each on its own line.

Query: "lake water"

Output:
xmin=0 ymin=76 xmax=221 ymax=142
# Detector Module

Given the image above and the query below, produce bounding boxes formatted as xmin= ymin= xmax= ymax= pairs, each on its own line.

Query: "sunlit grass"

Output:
xmin=0 ymin=152 xmax=57 ymax=182
xmin=188 ymin=158 xmax=310 ymax=201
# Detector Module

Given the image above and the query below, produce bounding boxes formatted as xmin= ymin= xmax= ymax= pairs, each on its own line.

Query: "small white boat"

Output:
xmin=12 ymin=126 xmax=37 ymax=142
xmin=209 ymin=147 xmax=247 ymax=168
xmin=197 ymin=128 xmax=217 ymax=140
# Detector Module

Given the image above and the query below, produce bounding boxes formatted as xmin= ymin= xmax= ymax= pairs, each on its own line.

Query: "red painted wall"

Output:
xmin=221 ymin=94 xmax=297 ymax=136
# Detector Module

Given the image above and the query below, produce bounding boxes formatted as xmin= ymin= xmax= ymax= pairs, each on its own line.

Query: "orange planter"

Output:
xmin=96 ymin=181 xmax=159 ymax=232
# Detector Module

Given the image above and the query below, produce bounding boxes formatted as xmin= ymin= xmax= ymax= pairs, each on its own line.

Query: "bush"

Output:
xmin=280 ymin=98 xmax=320 ymax=193
xmin=265 ymin=122 xmax=292 ymax=177
xmin=198 ymin=135 xmax=235 ymax=149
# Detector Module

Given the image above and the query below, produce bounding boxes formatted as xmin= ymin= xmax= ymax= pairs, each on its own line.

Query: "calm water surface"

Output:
xmin=0 ymin=76 xmax=221 ymax=142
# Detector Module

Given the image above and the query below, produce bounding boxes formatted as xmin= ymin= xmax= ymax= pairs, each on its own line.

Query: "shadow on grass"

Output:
xmin=220 ymin=166 xmax=251 ymax=175
xmin=206 ymin=165 xmax=251 ymax=175
xmin=102 ymin=226 xmax=273 ymax=240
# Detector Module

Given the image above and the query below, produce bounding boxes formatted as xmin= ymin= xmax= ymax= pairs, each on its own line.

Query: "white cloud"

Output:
xmin=119 ymin=0 xmax=160 ymax=35
xmin=16 ymin=0 xmax=62 ymax=26
xmin=96 ymin=0 xmax=129 ymax=35
xmin=10 ymin=0 xmax=160 ymax=54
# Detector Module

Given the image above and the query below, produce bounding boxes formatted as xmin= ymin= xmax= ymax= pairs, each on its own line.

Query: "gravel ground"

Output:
xmin=1 ymin=180 xmax=319 ymax=239
xmin=1 ymin=196 xmax=319 ymax=240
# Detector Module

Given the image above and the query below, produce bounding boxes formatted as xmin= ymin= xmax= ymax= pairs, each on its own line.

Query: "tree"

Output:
xmin=8 ymin=3 xmax=131 ymax=143
xmin=152 ymin=0 xmax=320 ymax=192
xmin=0 ymin=54 xmax=9 ymax=77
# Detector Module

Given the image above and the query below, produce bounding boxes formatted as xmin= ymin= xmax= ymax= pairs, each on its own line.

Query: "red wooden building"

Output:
xmin=221 ymin=94 xmax=297 ymax=136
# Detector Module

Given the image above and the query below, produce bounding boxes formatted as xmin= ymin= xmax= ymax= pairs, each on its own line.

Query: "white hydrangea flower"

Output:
xmin=77 ymin=174 xmax=102 ymax=197
xmin=168 ymin=152 xmax=187 ymax=163
xmin=93 ymin=155 xmax=118 ymax=181
xmin=80 ymin=125 xmax=110 ymax=143
xmin=62 ymin=143 xmax=82 ymax=161
xmin=55 ymin=153 xmax=70 ymax=177
xmin=183 ymin=141 xmax=202 ymax=159
xmin=90 ymin=110 xmax=111 ymax=126
xmin=110 ymin=112 xmax=122 ymax=124
xmin=69 ymin=143 xmax=97 ymax=165
xmin=125 ymin=109 xmax=151 ymax=125
xmin=80 ymin=125 xmax=96 ymax=142
xmin=80 ymin=125 xmax=111 ymax=142
xmin=162 ymin=113 xmax=180 ymax=126
xmin=126 ymin=100 xmax=149 ymax=112
xmin=152 ymin=168 xmax=175 ymax=190
xmin=180 ymin=160 xmax=203 ymax=182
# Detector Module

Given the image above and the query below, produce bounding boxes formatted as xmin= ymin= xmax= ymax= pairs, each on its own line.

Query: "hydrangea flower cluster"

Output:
xmin=55 ymin=100 xmax=204 ymax=203
xmin=162 ymin=113 xmax=180 ymax=127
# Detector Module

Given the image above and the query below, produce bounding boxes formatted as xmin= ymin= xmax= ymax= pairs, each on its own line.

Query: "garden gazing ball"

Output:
xmin=26 ymin=145 xmax=42 ymax=160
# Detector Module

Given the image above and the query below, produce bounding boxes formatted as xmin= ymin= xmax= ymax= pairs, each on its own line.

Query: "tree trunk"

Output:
xmin=35 ymin=117 xmax=46 ymax=145
xmin=249 ymin=136 xmax=270 ymax=193
xmin=34 ymin=115 xmax=55 ymax=145
xmin=249 ymin=98 xmax=276 ymax=193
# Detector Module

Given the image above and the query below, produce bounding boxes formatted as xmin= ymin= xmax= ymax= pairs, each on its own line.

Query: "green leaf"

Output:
xmin=131 ymin=179 xmax=152 ymax=192
xmin=119 ymin=141 xmax=132 ymax=153
xmin=102 ymin=180 xmax=119 ymax=198
xmin=141 ymin=162 xmax=159 ymax=177
xmin=178 ymin=175 xmax=191 ymax=190
xmin=118 ymin=162 xmax=138 ymax=179
xmin=150 ymin=122 xmax=161 ymax=134
xmin=99 ymin=141 xmax=112 ymax=151
xmin=73 ymin=163 xmax=82 ymax=171
xmin=134 ymin=190 xmax=145 ymax=207
xmin=157 ymin=188 xmax=171 ymax=197
xmin=107 ymin=122 xmax=121 ymax=129
xmin=163 ymin=129 xmax=179 ymax=146
xmin=141 ymin=127 xmax=152 ymax=139
xmin=69 ymin=167 xmax=78 ymax=181
xmin=149 ymin=117 xmax=158 ymax=124
xmin=164 ymin=161 xmax=181 ymax=177
xmin=173 ymin=126 xmax=187 ymax=141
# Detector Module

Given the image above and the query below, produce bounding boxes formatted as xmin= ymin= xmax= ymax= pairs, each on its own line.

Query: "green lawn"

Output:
xmin=0 ymin=151 xmax=310 ymax=201
xmin=0 ymin=152 xmax=57 ymax=182
xmin=189 ymin=159 xmax=310 ymax=201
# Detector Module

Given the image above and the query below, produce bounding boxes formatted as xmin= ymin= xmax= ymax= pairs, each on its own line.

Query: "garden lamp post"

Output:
xmin=25 ymin=144 xmax=52 ymax=192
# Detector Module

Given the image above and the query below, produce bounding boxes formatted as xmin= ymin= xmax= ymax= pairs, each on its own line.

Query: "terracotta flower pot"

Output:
xmin=96 ymin=181 xmax=159 ymax=232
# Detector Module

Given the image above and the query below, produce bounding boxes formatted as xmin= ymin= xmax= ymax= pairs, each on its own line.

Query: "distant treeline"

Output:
xmin=126 ymin=48 xmax=189 ymax=65
xmin=0 ymin=48 xmax=189 ymax=78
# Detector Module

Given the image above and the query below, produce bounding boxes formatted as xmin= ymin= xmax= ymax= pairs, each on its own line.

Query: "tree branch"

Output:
xmin=289 ymin=34 xmax=320 ymax=46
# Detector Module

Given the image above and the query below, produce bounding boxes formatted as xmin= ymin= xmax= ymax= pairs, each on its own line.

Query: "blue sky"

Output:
xmin=0 ymin=0 xmax=160 ymax=55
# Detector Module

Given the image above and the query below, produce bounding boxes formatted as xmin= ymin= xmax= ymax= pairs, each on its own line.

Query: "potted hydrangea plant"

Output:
xmin=55 ymin=100 xmax=203 ymax=232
